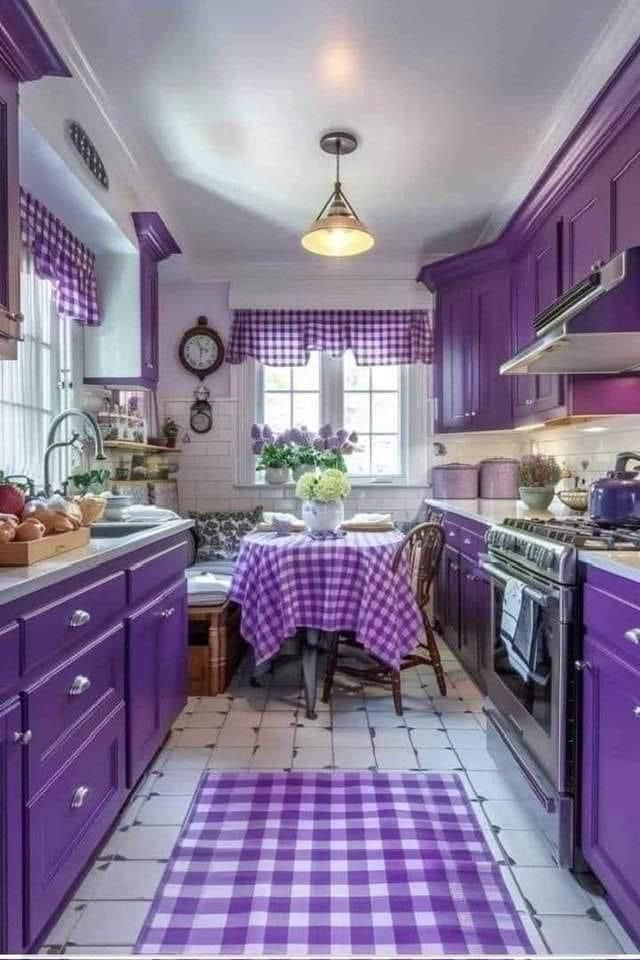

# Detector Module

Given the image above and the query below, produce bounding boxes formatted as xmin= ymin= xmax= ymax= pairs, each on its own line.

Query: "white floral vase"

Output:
xmin=264 ymin=466 xmax=290 ymax=485
xmin=302 ymin=499 xmax=344 ymax=532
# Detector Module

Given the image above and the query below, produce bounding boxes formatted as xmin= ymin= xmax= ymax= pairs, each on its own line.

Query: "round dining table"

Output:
xmin=229 ymin=529 xmax=423 ymax=718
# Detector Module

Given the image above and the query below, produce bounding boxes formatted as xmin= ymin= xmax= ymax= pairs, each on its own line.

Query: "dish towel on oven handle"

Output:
xmin=500 ymin=577 xmax=535 ymax=682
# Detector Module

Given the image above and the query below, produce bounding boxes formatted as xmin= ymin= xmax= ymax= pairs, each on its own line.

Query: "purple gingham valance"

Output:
xmin=227 ymin=309 xmax=433 ymax=366
xmin=19 ymin=188 xmax=100 ymax=326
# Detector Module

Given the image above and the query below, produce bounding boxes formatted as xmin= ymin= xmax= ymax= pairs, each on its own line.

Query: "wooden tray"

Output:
xmin=0 ymin=526 xmax=90 ymax=566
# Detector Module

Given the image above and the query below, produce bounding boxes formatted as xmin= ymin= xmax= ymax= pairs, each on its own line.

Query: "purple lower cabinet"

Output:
xmin=581 ymin=631 xmax=640 ymax=943
xmin=25 ymin=705 xmax=127 ymax=949
xmin=1 ymin=698 xmax=24 ymax=954
xmin=127 ymin=577 xmax=188 ymax=787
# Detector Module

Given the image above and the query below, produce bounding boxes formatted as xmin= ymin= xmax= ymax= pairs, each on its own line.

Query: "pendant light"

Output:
xmin=301 ymin=131 xmax=374 ymax=257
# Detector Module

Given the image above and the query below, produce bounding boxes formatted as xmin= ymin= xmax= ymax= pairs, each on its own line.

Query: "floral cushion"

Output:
xmin=188 ymin=507 xmax=263 ymax=561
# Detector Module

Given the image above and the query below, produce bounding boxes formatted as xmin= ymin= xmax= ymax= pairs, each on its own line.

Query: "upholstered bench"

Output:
xmin=186 ymin=507 xmax=262 ymax=695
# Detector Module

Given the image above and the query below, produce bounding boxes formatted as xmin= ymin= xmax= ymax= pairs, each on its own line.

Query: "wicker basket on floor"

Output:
xmin=188 ymin=599 xmax=245 ymax=695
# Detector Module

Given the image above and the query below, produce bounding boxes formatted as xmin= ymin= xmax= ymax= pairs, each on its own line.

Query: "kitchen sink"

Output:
xmin=90 ymin=522 xmax=159 ymax=538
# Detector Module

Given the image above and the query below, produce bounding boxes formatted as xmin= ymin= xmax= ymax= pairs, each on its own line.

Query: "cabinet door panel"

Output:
xmin=158 ymin=580 xmax=188 ymax=731
xmin=581 ymin=636 xmax=640 ymax=942
xmin=436 ymin=286 xmax=471 ymax=431
xmin=563 ymin=181 xmax=608 ymax=287
xmin=473 ymin=269 xmax=512 ymax=430
xmin=531 ymin=219 xmax=564 ymax=413
xmin=610 ymin=146 xmax=640 ymax=255
xmin=1 ymin=699 xmax=23 ymax=954
xmin=459 ymin=556 xmax=479 ymax=676
xmin=512 ymin=254 xmax=537 ymax=419
xmin=442 ymin=545 xmax=460 ymax=652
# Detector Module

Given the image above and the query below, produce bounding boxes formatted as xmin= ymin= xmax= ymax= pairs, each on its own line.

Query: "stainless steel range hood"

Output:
xmin=500 ymin=248 xmax=640 ymax=376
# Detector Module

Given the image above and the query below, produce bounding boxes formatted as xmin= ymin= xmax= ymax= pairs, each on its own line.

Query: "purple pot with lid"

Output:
xmin=432 ymin=463 xmax=479 ymax=499
xmin=589 ymin=451 xmax=640 ymax=523
xmin=478 ymin=458 xmax=520 ymax=499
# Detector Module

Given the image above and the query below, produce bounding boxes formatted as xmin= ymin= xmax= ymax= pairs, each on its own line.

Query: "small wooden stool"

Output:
xmin=188 ymin=599 xmax=246 ymax=696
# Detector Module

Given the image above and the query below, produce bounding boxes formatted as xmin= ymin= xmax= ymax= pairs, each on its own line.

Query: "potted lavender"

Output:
xmin=252 ymin=426 xmax=293 ymax=485
xmin=519 ymin=455 xmax=562 ymax=510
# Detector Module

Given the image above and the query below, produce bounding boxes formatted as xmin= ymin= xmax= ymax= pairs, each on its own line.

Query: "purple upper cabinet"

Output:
xmin=0 ymin=1 xmax=69 ymax=360
xmin=0 ymin=698 xmax=24 ymax=955
xmin=472 ymin=267 xmax=512 ymax=430
xmin=602 ymin=109 xmax=640 ymax=255
xmin=131 ymin=212 xmax=181 ymax=388
xmin=434 ymin=284 xmax=470 ymax=431
xmin=529 ymin=217 xmax=565 ymax=417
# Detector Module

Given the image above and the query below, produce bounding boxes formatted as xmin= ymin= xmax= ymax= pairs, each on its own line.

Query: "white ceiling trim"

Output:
xmin=228 ymin=277 xmax=432 ymax=311
xmin=477 ymin=0 xmax=640 ymax=244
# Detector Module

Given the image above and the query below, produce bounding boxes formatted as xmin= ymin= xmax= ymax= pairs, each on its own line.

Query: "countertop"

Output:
xmin=425 ymin=496 xmax=640 ymax=585
xmin=0 ymin=519 xmax=194 ymax=606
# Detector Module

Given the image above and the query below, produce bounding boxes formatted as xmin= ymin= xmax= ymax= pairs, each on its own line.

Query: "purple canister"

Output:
xmin=479 ymin=458 xmax=520 ymax=499
xmin=432 ymin=463 xmax=479 ymax=499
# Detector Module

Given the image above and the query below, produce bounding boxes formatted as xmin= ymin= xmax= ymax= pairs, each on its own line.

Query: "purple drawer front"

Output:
xmin=26 ymin=705 xmax=126 ymax=948
xmin=583 ymin=583 xmax=640 ymax=669
xmin=22 ymin=571 xmax=126 ymax=675
xmin=25 ymin=624 xmax=125 ymax=798
xmin=458 ymin=528 xmax=486 ymax=562
xmin=0 ymin=621 xmax=20 ymax=693
xmin=442 ymin=518 xmax=461 ymax=547
xmin=127 ymin=539 xmax=189 ymax=607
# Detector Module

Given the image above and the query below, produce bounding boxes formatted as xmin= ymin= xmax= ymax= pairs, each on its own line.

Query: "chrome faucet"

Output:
xmin=43 ymin=408 xmax=106 ymax=497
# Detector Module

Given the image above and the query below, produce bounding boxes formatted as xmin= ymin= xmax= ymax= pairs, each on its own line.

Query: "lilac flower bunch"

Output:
xmin=250 ymin=422 xmax=359 ymax=458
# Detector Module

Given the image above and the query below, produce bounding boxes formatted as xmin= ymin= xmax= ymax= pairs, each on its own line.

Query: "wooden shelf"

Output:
xmin=104 ymin=441 xmax=181 ymax=454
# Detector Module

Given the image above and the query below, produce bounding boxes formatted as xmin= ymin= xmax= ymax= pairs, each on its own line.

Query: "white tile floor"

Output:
xmin=41 ymin=641 xmax=638 ymax=956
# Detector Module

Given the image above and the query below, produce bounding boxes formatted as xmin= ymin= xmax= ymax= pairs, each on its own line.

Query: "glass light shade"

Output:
xmin=301 ymin=214 xmax=375 ymax=257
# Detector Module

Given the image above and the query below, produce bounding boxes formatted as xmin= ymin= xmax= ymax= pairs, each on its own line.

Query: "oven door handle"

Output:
xmin=478 ymin=556 xmax=551 ymax=606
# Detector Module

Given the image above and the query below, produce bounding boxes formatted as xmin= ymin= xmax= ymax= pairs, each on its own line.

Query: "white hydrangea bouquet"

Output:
xmin=296 ymin=468 xmax=351 ymax=532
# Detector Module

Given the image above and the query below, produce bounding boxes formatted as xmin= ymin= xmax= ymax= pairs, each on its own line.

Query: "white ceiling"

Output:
xmin=52 ymin=0 xmax=631 ymax=276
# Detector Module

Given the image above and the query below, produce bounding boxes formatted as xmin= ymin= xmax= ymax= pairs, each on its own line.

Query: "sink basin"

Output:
xmin=90 ymin=522 xmax=159 ymax=538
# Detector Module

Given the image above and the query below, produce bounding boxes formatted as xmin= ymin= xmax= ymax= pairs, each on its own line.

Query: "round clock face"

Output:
xmin=184 ymin=333 xmax=219 ymax=371
xmin=191 ymin=408 xmax=212 ymax=433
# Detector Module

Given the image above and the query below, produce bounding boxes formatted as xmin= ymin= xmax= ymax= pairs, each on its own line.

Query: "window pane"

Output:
xmin=348 ymin=436 xmax=371 ymax=476
xmin=264 ymin=393 xmax=291 ymax=433
xmin=345 ymin=392 xmax=370 ymax=432
xmin=371 ymin=435 xmax=400 ymax=475
xmin=293 ymin=353 xmax=320 ymax=391
xmin=343 ymin=351 xmax=370 ymax=391
xmin=292 ymin=393 xmax=319 ymax=429
xmin=372 ymin=365 xmax=399 ymax=390
xmin=372 ymin=392 xmax=399 ymax=433
xmin=264 ymin=366 xmax=291 ymax=391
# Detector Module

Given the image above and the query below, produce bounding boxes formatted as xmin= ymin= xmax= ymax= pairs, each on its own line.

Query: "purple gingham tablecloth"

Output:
xmin=229 ymin=530 xmax=422 ymax=668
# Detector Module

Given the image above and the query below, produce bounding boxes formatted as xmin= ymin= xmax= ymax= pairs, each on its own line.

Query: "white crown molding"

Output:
xmin=477 ymin=0 xmax=640 ymax=245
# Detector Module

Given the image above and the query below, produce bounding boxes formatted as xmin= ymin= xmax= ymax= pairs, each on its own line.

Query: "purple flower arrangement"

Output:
xmin=251 ymin=423 xmax=359 ymax=469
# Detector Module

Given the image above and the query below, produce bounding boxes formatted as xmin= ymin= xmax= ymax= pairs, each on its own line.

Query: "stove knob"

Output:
xmin=526 ymin=543 xmax=538 ymax=561
xmin=542 ymin=549 xmax=555 ymax=570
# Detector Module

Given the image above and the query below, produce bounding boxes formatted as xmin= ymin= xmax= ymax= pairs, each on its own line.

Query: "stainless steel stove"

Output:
xmin=478 ymin=515 xmax=638 ymax=868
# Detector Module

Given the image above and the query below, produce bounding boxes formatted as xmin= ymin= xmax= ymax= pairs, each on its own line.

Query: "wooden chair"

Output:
xmin=321 ymin=522 xmax=447 ymax=715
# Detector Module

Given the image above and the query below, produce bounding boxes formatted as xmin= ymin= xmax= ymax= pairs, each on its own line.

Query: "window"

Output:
xmin=253 ymin=351 xmax=416 ymax=482
xmin=0 ymin=248 xmax=74 ymax=486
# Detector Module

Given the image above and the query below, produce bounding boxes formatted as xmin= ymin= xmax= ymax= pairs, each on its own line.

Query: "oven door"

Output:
xmin=479 ymin=555 xmax=571 ymax=793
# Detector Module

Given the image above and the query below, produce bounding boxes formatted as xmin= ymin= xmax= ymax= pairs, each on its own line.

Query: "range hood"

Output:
xmin=500 ymin=247 xmax=640 ymax=376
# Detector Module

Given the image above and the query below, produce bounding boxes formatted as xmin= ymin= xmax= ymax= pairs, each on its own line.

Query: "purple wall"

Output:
xmin=157 ymin=281 xmax=232 ymax=398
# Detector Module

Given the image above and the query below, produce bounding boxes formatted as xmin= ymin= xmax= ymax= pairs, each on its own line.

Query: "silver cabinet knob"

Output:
xmin=68 ymin=675 xmax=91 ymax=697
xmin=575 ymin=660 xmax=592 ymax=672
xmin=13 ymin=730 xmax=32 ymax=745
xmin=71 ymin=786 xmax=90 ymax=809
xmin=160 ymin=606 xmax=175 ymax=619
xmin=634 ymin=706 xmax=640 ymax=719
xmin=69 ymin=609 xmax=91 ymax=628
xmin=624 ymin=628 xmax=640 ymax=646
xmin=463 ymin=537 xmax=471 ymax=545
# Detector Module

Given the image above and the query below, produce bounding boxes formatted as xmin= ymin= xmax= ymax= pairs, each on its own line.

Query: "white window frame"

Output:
xmin=233 ymin=355 xmax=428 ymax=488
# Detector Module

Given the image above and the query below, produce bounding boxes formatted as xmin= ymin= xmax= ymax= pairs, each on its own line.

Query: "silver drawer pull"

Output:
xmin=624 ymin=628 xmax=640 ymax=645
xmin=463 ymin=537 xmax=471 ymax=545
xmin=13 ymin=730 xmax=32 ymax=745
xmin=634 ymin=706 xmax=640 ymax=719
xmin=160 ymin=606 xmax=175 ymax=619
xmin=575 ymin=660 xmax=592 ymax=672
xmin=71 ymin=786 xmax=90 ymax=809
xmin=69 ymin=609 xmax=91 ymax=628
xmin=69 ymin=675 xmax=91 ymax=697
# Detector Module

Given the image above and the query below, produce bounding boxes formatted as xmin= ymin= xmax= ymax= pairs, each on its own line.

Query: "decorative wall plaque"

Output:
xmin=68 ymin=121 xmax=109 ymax=189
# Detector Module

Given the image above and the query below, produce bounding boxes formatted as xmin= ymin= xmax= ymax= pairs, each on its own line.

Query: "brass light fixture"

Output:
xmin=301 ymin=131 xmax=374 ymax=257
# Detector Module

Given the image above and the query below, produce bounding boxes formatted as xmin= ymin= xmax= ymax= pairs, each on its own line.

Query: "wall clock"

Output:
xmin=190 ymin=385 xmax=213 ymax=434
xmin=178 ymin=315 xmax=225 ymax=380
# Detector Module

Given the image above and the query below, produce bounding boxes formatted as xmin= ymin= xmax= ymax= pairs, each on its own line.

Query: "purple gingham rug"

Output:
xmin=135 ymin=772 xmax=532 ymax=956
xmin=229 ymin=531 xmax=422 ymax=668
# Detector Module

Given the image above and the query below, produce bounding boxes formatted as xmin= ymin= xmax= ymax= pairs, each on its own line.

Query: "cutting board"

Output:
xmin=0 ymin=526 xmax=90 ymax=566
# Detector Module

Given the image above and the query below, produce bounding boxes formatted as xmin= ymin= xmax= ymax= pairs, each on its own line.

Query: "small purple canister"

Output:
xmin=479 ymin=458 xmax=520 ymax=499
xmin=432 ymin=463 xmax=479 ymax=499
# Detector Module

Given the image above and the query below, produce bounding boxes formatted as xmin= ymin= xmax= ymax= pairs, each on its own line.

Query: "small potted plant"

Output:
xmin=256 ymin=442 xmax=293 ymax=485
xmin=296 ymin=468 xmax=351 ymax=532
xmin=162 ymin=417 xmax=180 ymax=449
xmin=519 ymin=454 xmax=562 ymax=510
xmin=291 ymin=444 xmax=318 ymax=481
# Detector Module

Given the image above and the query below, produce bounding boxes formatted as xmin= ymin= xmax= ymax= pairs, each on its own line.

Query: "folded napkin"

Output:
xmin=186 ymin=570 xmax=232 ymax=606
xmin=348 ymin=513 xmax=393 ymax=524
xmin=257 ymin=512 xmax=305 ymax=532
xmin=341 ymin=512 xmax=395 ymax=532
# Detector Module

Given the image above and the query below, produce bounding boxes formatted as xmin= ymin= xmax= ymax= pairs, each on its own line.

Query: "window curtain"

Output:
xmin=19 ymin=188 xmax=101 ymax=327
xmin=227 ymin=309 xmax=433 ymax=366
xmin=0 ymin=248 xmax=59 ymax=482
